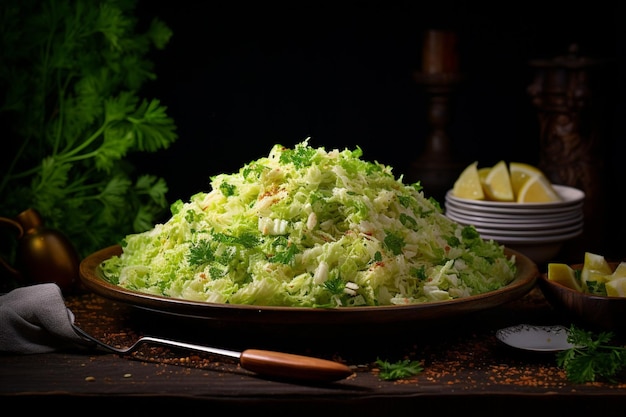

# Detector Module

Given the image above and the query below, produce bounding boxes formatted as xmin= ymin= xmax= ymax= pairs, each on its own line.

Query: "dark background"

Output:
xmin=134 ymin=0 xmax=625 ymax=259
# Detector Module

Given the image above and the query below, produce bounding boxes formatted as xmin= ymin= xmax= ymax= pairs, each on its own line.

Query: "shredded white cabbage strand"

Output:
xmin=100 ymin=139 xmax=516 ymax=307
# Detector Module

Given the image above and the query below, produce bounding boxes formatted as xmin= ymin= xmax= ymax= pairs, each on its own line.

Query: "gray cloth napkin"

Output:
xmin=0 ymin=283 xmax=90 ymax=354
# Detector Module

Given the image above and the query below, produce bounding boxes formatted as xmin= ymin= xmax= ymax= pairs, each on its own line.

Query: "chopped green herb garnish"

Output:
xmin=188 ymin=240 xmax=215 ymax=266
xmin=324 ymin=277 xmax=345 ymax=295
xmin=383 ymin=231 xmax=405 ymax=256
xmin=376 ymin=358 xmax=423 ymax=381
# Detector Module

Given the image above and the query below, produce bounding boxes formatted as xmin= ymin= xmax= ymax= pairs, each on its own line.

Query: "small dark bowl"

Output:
xmin=538 ymin=262 xmax=626 ymax=334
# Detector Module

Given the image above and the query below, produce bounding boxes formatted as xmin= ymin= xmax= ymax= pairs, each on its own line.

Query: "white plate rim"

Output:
xmin=479 ymin=228 xmax=583 ymax=243
xmin=445 ymin=212 xmax=584 ymax=230
xmin=495 ymin=324 xmax=574 ymax=352
xmin=444 ymin=204 xmax=583 ymax=221
xmin=477 ymin=226 xmax=582 ymax=238
xmin=445 ymin=198 xmax=584 ymax=215
xmin=451 ymin=219 xmax=583 ymax=236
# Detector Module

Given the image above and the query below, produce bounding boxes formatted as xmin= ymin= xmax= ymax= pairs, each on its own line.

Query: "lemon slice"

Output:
xmin=606 ymin=277 xmax=626 ymax=297
xmin=509 ymin=162 xmax=543 ymax=198
xmin=547 ymin=263 xmax=582 ymax=291
xmin=482 ymin=160 xmax=514 ymax=202
xmin=452 ymin=161 xmax=484 ymax=200
xmin=516 ymin=174 xmax=561 ymax=203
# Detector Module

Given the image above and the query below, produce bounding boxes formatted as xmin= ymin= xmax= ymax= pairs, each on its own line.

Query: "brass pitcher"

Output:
xmin=0 ymin=208 xmax=79 ymax=293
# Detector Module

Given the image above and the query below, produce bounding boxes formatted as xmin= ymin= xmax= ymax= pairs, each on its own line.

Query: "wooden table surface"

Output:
xmin=1 ymin=286 xmax=625 ymax=416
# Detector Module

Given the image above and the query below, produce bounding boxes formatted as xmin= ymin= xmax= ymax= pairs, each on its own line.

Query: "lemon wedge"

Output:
xmin=477 ymin=167 xmax=490 ymax=186
xmin=610 ymin=262 xmax=626 ymax=279
xmin=603 ymin=261 xmax=626 ymax=297
xmin=516 ymin=174 xmax=561 ymax=203
xmin=509 ymin=162 xmax=543 ymax=198
xmin=482 ymin=160 xmax=514 ymax=202
xmin=452 ymin=161 xmax=484 ymax=200
xmin=594 ymin=261 xmax=626 ymax=285
xmin=547 ymin=263 xmax=583 ymax=291
xmin=581 ymin=252 xmax=614 ymax=291
xmin=606 ymin=277 xmax=626 ymax=297
xmin=582 ymin=252 xmax=613 ymax=279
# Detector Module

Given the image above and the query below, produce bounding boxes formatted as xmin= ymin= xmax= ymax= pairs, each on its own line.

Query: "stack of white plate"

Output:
xmin=444 ymin=185 xmax=585 ymax=264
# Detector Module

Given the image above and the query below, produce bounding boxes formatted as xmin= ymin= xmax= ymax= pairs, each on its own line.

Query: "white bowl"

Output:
xmin=444 ymin=184 xmax=586 ymax=264
xmin=503 ymin=242 xmax=565 ymax=264
xmin=482 ymin=228 xmax=583 ymax=264
xmin=446 ymin=184 xmax=585 ymax=209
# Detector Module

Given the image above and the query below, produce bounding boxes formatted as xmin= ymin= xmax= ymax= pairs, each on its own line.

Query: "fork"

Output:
xmin=71 ymin=322 xmax=353 ymax=382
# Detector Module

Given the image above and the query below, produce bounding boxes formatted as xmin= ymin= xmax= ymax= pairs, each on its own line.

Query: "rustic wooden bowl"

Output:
xmin=80 ymin=245 xmax=538 ymax=328
xmin=538 ymin=262 xmax=626 ymax=334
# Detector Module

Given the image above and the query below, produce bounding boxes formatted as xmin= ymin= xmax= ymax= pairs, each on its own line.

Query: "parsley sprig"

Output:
xmin=0 ymin=0 xmax=177 ymax=260
xmin=557 ymin=325 xmax=626 ymax=383
xmin=375 ymin=358 xmax=423 ymax=381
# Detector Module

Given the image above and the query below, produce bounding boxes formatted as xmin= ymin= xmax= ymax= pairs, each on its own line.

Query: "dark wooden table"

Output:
xmin=2 ymin=286 xmax=625 ymax=415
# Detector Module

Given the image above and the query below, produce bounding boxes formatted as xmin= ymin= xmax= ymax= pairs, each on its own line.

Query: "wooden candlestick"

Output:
xmin=407 ymin=29 xmax=464 ymax=204
xmin=407 ymin=72 xmax=464 ymax=203
xmin=422 ymin=30 xmax=459 ymax=74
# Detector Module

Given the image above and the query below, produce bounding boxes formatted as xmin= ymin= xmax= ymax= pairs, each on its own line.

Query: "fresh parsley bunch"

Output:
xmin=0 ymin=0 xmax=177 ymax=261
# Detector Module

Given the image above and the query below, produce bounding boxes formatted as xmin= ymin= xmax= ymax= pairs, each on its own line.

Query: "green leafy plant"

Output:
xmin=557 ymin=325 xmax=626 ymax=383
xmin=0 ymin=0 xmax=177 ymax=261
xmin=375 ymin=357 xmax=423 ymax=381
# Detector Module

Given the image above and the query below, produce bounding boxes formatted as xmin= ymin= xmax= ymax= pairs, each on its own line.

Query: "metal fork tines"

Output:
xmin=69 ymin=322 xmax=354 ymax=382
xmin=71 ymin=322 xmax=240 ymax=358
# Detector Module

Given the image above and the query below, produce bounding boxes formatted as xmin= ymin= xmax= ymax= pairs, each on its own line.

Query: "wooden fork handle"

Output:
xmin=239 ymin=349 xmax=353 ymax=382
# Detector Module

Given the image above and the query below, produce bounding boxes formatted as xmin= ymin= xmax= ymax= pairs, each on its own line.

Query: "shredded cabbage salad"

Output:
xmin=100 ymin=139 xmax=516 ymax=307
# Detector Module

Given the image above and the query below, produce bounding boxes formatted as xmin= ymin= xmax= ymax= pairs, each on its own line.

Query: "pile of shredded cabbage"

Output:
xmin=100 ymin=139 xmax=516 ymax=307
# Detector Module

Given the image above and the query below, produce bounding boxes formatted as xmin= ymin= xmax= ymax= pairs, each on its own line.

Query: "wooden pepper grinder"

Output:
xmin=0 ymin=208 xmax=80 ymax=293
xmin=527 ymin=44 xmax=610 ymax=261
